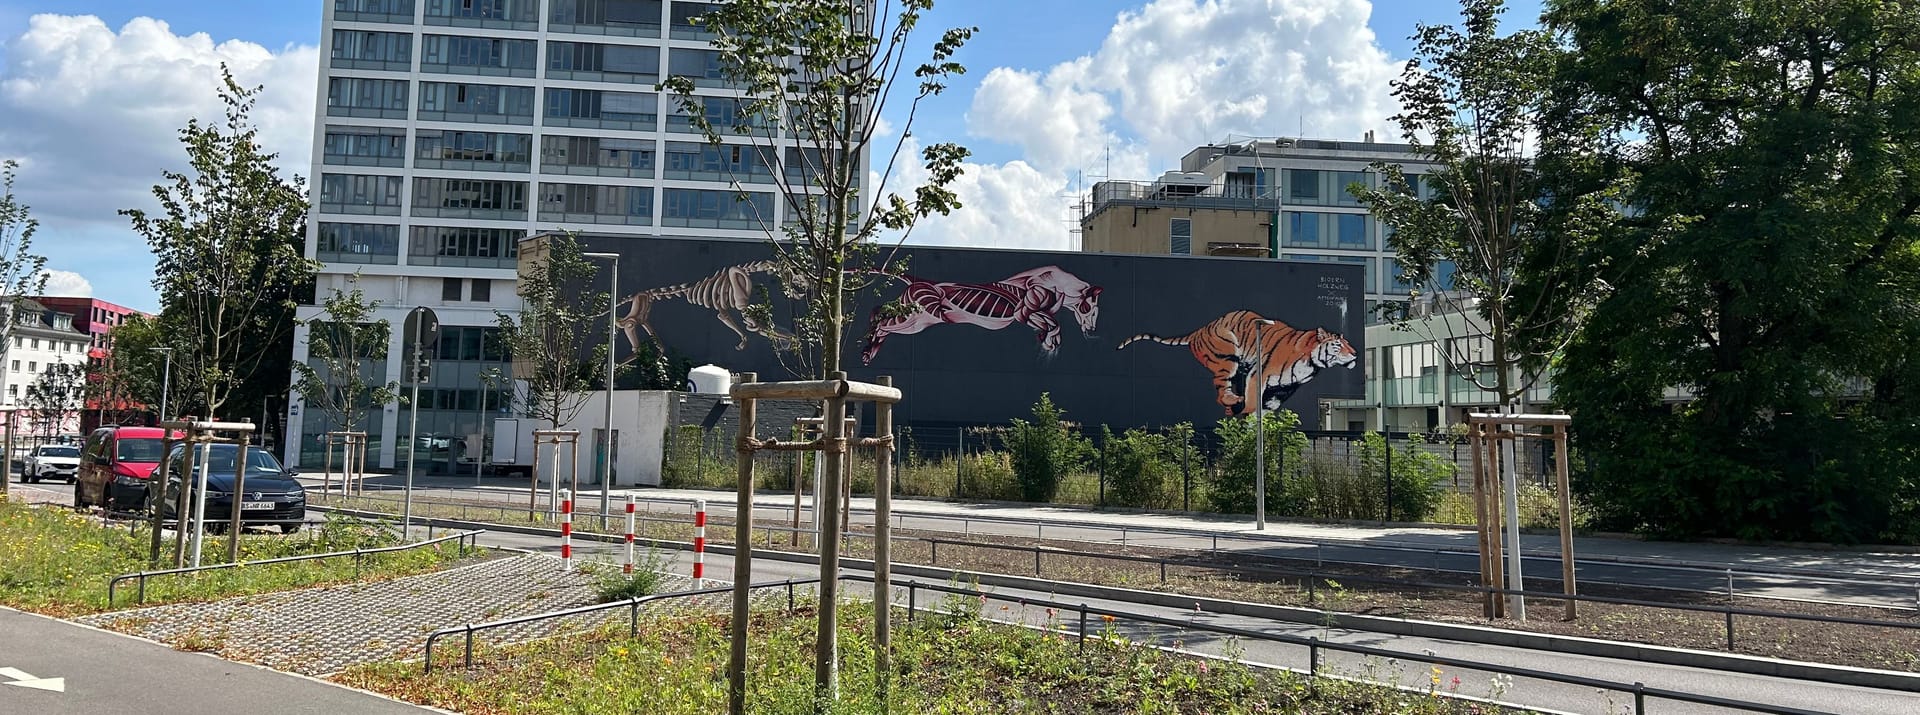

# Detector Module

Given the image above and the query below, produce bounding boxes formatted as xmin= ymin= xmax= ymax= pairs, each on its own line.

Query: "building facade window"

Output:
xmin=548 ymin=42 xmax=660 ymax=84
xmin=537 ymin=183 xmax=654 ymax=225
xmin=420 ymin=35 xmax=538 ymax=77
xmin=1170 ymin=218 xmax=1192 ymax=254
xmin=667 ymin=96 xmax=752 ymax=134
xmin=541 ymin=136 xmax=655 ymax=178
xmin=549 ymin=0 xmax=664 ymax=36
xmin=1334 ymin=170 xmax=1369 ymax=206
xmin=333 ymin=0 xmax=414 ymax=24
xmin=408 ymin=226 xmax=520 ymax=268
xmin=662 ymin=141 xmax=774 ymax=183
xmin=442 ymin=277 xmax=464 ymax=301
xmin=331 ymin=30 xmax=412 ymax=71
xmin=413 ymin=130 xmax=533 ymax=172
xmin=1287 ymin=168 xmax=1321 ymax=203
xmin=424 ymin=0 xmax=538 ymax=30
xmin=326 ymin=78 xmax=409 ymax=119
xmin=660 ymin=188 xmax=772 ymax=230
xmin=1335 ymin=213 xmax=1370 ymax=249
xmin=470 ymin=278 xmax=492 ymax=302
xmin=417 ymin=82 xmax=536 ymax=124
xmin=435 ymin=326 xmax=509 ymax=361
xmin=668 ymin=1 xmax=717 ymax=40
xmin=318 ymin=174 xmax=405 ymax=215
xmin=317 ymin=223 xmax=401 ymax=265
xmin=544 ymin=89 xmax=657 ymax=131
xmin=322 ymin=127 xmax=407 ymax=168
xmin=666 ymin=48 xmax=736 ymax=89
xmin=411 ymin=178 xmax=529 ymax=220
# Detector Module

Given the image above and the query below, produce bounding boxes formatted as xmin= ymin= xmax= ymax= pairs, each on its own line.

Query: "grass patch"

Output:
xmin=585 ymin=550 xmax=671 ymax=602
xmin=338 ymin=598 xmax=1528 ymax=714
xmin=0 ymin=496 xmax=482 ymax=616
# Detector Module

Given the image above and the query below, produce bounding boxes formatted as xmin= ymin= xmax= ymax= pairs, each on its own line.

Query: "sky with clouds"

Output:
xmin=0 ymin=0 xmax=1544 ymax=313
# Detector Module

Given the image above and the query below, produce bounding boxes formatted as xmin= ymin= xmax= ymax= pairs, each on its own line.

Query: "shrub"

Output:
xmin=1208 ymin=411 xmax=1307 ymax=514
xmin=1357 ymin=432 xmax=1454 ymax=522
xmin=1097 ymin=424 xmax=1196 ymax=509
xmin=1001 ymin=394 xmax=1091 ymax=503
xmin=587 ymin=550 xmax=669 ymax=602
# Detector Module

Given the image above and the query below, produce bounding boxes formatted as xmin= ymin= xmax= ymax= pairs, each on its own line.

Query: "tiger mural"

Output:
xmin=1118 ymin=310 xmax=1356 ymax=416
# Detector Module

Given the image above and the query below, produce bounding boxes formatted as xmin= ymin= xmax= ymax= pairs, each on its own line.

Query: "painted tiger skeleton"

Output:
xmin=861 ymin=266 xmax=1103 ymax=365
xmin=1119 ymin=310 xmax=1356 ymax=415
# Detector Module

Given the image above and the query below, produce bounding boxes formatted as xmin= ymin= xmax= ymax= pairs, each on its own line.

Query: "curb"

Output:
xmin=331 ymin=506 xmax=1920 ymax=694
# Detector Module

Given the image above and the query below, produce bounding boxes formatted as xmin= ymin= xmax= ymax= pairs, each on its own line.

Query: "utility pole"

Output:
xmin=402 ymin=307 xmax=439 ymax=541
xmin=583 ymin=252 xmax=619 ymax=523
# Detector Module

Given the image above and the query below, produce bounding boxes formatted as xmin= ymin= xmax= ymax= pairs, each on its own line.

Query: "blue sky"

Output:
xmin=0 ymin=0 xmax=1546 ymax=312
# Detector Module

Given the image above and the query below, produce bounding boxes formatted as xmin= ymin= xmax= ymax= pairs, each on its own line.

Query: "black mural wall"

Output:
xmin=570 ymin=235 xmax=1365 ymax=434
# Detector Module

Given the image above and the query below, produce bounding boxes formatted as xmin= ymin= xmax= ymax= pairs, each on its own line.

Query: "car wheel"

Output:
xmin=281 ymin=523 xmax=302 ymax=535
xmin=24 ymin=473 xmax=35 ymax=484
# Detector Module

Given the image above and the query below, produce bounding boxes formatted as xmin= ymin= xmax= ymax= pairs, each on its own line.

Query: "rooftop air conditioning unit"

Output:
xmin=1149 ymin=171 xmax=1210 ymax=199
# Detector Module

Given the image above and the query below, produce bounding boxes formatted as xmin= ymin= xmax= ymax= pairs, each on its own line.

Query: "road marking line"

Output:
xmin=0 ymin=666 xmax=65 ymax=693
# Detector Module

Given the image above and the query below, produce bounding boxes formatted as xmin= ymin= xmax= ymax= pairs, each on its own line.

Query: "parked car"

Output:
xmin=75 ymin=426 xmax=175 ymax=512
xmin=148 ymin=443 xmax=306 ymax=534
xmin=24 ymin=445 xmax=81 ymax=483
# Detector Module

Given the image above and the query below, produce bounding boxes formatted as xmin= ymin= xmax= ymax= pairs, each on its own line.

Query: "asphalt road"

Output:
xmin=462 ymin=526 xmax=1920 ymax=715
xmin=0 ymin=608 xmax=435 ymax=715
xmin=316 ymin=476 xmax=1920 ymax=609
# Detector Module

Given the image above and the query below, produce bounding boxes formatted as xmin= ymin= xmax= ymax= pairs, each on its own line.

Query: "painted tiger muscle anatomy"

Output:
xmin=1119 ymin=310 xmax=1356 ymax=416
xmin=861 ymin=266 xmax=1103 ymax=365
xmin=617 ymin=260 xmax=802 ymax=357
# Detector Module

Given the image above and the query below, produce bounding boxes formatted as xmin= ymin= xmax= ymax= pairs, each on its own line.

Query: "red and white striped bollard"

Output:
xmin=560 ymin=489 xmax=573 ymax=572
xmin=623 ymin=494 xmax=637 ymax=574
xmin=693 ymin=499 xmax=707 ymax=587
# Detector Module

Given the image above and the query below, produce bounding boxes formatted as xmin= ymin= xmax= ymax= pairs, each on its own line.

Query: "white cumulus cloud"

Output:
xmin=909 ymin=0 xmax=1402 ymax=253
xmin=39 ymin=269 xmax=93 ymax=297
xmin=0 ymin=14 xmax=318 ymax=310
xmin=0 ymin=14 xmax=318 ymax=226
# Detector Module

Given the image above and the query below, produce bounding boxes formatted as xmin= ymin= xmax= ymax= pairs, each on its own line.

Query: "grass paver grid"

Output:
xmin=78 ymin=553 xmax=712 ymax=675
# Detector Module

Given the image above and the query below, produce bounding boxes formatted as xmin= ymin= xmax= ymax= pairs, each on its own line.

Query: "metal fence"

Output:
xmin=105 ymin=529 xmax=485 ymax=607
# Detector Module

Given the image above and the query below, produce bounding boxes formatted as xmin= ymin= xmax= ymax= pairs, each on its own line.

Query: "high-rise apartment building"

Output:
xmin=1078 ymin=136 xmax=1453 ymax=320
xmin=293 ymin=0 xmax=834 ymax=470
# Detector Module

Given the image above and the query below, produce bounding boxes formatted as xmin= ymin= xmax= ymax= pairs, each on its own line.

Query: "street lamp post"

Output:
xmin=477 ymin=367 xmax=500 ymax=487
xmin=584 ymin=252 xmax=619 ymax=524
xmin=1254 ymin=318 xmax=1275 ymax=530
xmin=150 ymin=347 xmax=174 ymax=424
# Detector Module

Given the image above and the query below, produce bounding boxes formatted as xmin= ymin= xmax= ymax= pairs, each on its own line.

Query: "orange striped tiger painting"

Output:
xmin=1118 ymin=310 xmax=1357 ymax=416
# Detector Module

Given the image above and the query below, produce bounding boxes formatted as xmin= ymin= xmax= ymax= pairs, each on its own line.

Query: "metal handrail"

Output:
xmin=105 ymin=530 xmax=484 ymax=607
xmin=422 ymin=577 xmax=820 ymax=673
xmin=312 ymin=496 xmax=1920 ymax=651
xmin=866 ymin=576 xmax=1831 ymax=715
xmin=311 ymin=484 xmax=1920 ymax=589
xmin=910 ymin=536 xmax=1920 ymax=641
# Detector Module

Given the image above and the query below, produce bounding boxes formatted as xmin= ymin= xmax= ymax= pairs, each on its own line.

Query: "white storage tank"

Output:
xmin=688 ymin=364 xmax=733 ymax=395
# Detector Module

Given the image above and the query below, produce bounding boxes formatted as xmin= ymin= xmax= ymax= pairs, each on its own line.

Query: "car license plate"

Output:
xmin=241 ymin=501 xmax=275 ymax=510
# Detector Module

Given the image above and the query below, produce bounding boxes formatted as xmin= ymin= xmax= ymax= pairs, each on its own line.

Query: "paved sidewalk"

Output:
xmin=0 ymin=607 xmax=435 ymax=715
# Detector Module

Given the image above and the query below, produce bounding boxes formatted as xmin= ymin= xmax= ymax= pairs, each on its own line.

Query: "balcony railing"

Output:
xmin=1084 ymin=178 xmax=1282 ymax=220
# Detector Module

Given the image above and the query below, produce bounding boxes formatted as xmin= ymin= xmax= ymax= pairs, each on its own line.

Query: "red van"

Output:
xmin=74 ymin=426 xmax=173 ymax=513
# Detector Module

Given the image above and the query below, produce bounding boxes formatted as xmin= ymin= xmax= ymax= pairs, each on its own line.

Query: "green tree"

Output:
xmin=1544 ymin=0 xmax=1920 ymax=542
xmin=123 ymin=67 xmax=314 ymax=422
xmin=23 ymin=362 xmax=85 ymax=439
xmin=1002 ymin=393 xmax=1090 ymax=503
xmin=0 ymin=160 xmax=49 ymax=346
xmin=658 ymin=0 xmax=975 ymax=378
xmin=497 ymin=232 xmax=612 ymax=432
xmin=1352 ymin=0 xmax=1609 ymax=412
xmin=291 ymin=276 xmax=399 ymax=436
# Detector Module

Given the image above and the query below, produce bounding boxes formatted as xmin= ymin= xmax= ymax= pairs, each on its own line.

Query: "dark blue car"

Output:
xmin=149 ymin=444 xmax=307 ymax=534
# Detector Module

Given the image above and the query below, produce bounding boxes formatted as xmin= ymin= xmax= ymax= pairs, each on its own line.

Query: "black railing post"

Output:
xmin=464 ymin=629 xmax=474 ymax=668
xmin=908 ymin=583 xmax=917 ymax=623
xmin=1078 ymin=606 xmax=1089 ymax=652
xmin=955 ymin=427 xmax=964 ymax=499
xmin=1383 ymin=430 xmax=1394 ymax=522
xmin=1097 ymin=434 xmax=1107 ymax=508
xmin=1632 ymin=682 xmax=1646 ymax=715
xmin=631 ymin=600 xmax=640 ymax=638
xmin=1034 ymin=549 xmax=1042 ymax=576
xmin=1181 ymin=440 xmax=1191 ymax=512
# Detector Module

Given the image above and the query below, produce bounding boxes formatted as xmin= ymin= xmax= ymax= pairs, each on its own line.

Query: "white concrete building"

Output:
xmin=1 ymin=300 xmax=91 ymax=439
xmin=290 ymin=0 xmax=855 ymax=475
